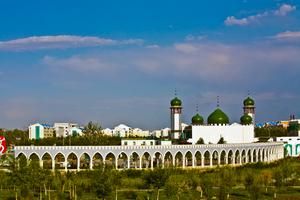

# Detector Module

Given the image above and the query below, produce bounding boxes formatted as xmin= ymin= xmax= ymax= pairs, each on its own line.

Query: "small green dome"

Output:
xmin=240 ymin=114 xmax=252 ymax=125
xmin=170 ymin=97 xmax=182 ymax=107
xmin=192 ymin=113 xmax=204 ymax=125
xmin=243 ymin=97 xmax=255 ymax=106
xmin=207 ymin=108 xmax=230 ymax=125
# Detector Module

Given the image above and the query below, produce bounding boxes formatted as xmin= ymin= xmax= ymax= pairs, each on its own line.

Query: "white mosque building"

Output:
xmin=169 ymin=96 xmax=257 ymax=144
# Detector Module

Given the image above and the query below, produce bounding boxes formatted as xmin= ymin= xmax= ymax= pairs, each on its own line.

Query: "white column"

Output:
xmin=52 ymin=159 xmax=55 ymax=171
xmin=89 ymin=158 xmax=93 ymax=170
xmin=39 ymin=160 xmax=43 ymax=169
xmin=201 ymin=157 xmax=204 ymax=167
xmin=218 ymin=154 xmax=221 ymax=165
xmin=192 ymin=156 xmax=195 ymax=168
xmin=77 ymin=159 xmax=80 ymax=171
xmin=127 ymin=158 xmax=130 ymax=169
xmin=139 ymin=158 xmax=142 ymax=169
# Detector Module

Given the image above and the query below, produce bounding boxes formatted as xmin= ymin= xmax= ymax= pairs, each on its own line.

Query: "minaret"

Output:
xmin=243 ymin=94 xmax=255 ymax=124
xmin=170 ymin=91 xmax=182 ymax=139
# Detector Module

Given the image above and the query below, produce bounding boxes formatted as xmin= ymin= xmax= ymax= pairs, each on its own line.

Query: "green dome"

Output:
xmin=243 ymin=97 xmax=255 ymax=106
xmin=192 ymin=113 xmax=204 ymax=125
xmin=170 ymin=97 xmax=182 ymax=107
xmin=207 ymin=108 xmax=230 ymax=125
xmin=240 ymin=114 xmax=252 ymax=125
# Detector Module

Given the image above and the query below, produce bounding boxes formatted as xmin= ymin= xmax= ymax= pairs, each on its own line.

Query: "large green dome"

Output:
xmin=207 ymin=108 xmax=229 ymax=125
xmin=192 ymin=113 xmax=204 ymax=125
xmin=240 ymin=114 xmax=252 ymax=125
xmin=243 ymin=97 xmax=255 ymax=106
xmin=170 ymin=97 xmax=182 ymax=107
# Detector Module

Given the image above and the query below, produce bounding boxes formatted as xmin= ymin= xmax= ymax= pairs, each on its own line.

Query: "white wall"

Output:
xmin=188 ymin=123 xmax=255 ymax=144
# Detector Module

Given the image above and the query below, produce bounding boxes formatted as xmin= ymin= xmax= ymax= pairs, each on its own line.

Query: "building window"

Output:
xmin=124 ymin=142 xmax=127 ymax=145
xmin=150 ymin=141 xmax=153 ymax=145
xmin=133 ymin=141 xmax=136 ymax=145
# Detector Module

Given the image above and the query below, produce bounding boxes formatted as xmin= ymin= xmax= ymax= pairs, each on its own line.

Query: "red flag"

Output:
xmin=0 ymin=136 xmax=7 ymax=155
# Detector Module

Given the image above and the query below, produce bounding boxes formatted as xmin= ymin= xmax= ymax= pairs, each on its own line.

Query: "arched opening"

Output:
xmin=235 ymin=150 xmax=240 ymax=164
xmin=80 ymin=153 xmax=90 ymax=169
xmin=253 ymin=149 xmax=257 ymax=162
xmin=227 ymin=150 xmax=233 ymax=164
xmin=42 ymin=153 xmax=52 ymax=169
xmin=67 ymin=153 xmax=78 ymax=170
xmin=141 ymin=152 xmax=151 ymax=169
xmin=247 ymin=150 xmax=251 ymax=163
xmin=175 ymin=152 xmax=183 ymax=167
xmin=195 ymin=151 xmax=202 ymax=166
xmin=92 ymin=153 xmax=103 ymax=169
xmin=17 ymin=153 xmax=27 ymax=169
xmin=164 ymin=152 xmax=173 ymax=168
xmin=130 ymin=152 xmax=140 ymax=169
xmin=220 ymin=150 xmax=226 ymax=165
xmin=105 ymin=153 xmax=116 ymax=168
xmin=153 ymin=152 xmax=163 ymax=168
xmin=212 ymin=151 xmax=218 ymax=166
xmin=241 ymin=150 xmax=246 ymax=164
xmin=204 ymin=151 xmax=210 ymax=166
xmin=54 ymin=153 xmax=65 ymax=170
xmin=29 ymin=153 xmax=40 ymax=168
xmin=185 ymin=151 xmax=193 ymax=167
xmin=117 ymin=152 xmax=128 ymax=169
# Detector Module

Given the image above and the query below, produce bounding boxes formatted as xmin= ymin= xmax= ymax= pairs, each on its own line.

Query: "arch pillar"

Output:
xmin=127 ymin=158 xmax=130 ymax=169
xmin=151 ymin=158 xmax=153 ymax=170
xmin=232 ymin=156 xmax=235 ymax=165
xmin=89 ymin=157 xmax=93 ymax=170
xmin=218 ymin=154 xmax=221 ymax=165
xmin=77 ymin=158 xmax=80 ymax=171
xmin=192 ymin=156 xmax=195 ymax=168
xmin=201 ymin=156 xmax=204 ymax=167
xmin=172 ymin=156 xmax=175 ymax=166
xmin=39 ymin=159 xmax=43 ymax=168
xmin=225 ymin=155 xmax=228 ymax=164
xmin=52 ymin=159 xmax=55 ymax=171
xmin=239 ymin=154 xmax=242 ymax=165
xmin=162 ymin=158 xmax=165 ymax=169
xmin=139 ymin=158 xmax=142 ymax=169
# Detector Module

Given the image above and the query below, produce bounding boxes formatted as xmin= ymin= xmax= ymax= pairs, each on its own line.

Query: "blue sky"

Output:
xmin=0 ymin=0 xmax=300 ymax=130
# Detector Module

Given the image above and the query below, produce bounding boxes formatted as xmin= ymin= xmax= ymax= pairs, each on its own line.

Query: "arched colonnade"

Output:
xmin=15 ymin=143 xmax=284 ymax=171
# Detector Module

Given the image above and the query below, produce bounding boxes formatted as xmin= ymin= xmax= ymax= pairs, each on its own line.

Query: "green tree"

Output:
xmin=84 ymin=121 xmax=102 ymax=136
xmin=196 ymin=138 xmax=205 ymax=144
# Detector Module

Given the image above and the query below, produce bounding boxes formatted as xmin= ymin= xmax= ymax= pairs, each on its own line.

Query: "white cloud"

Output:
xmin=43 ymin=40 xmax=300 ymax=85
xmin=274 ymin=4 xmax=296 ymax=16
xmin=0 ymin=35 xmax=143 ymax=51
xmin=224 ymin=16 xmax=249 ymax=26
xmin=43 ymin=55 xmax=116 ymax=73
xmin=185 ymin=34 xmax=207 ymax=41
xmin=225 ymin=4 xmax=296 ymax=26
xmin=146 ymin=44 xmax=160 ymax=49
xmin=273 ymin=31 xmax=300 ymax=40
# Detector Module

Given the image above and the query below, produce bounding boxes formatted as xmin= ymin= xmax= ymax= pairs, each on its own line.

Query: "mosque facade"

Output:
xmin=169 ymin=96 xmax=257 ymax=144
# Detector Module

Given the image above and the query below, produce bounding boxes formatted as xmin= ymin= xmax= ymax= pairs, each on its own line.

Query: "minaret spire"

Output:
xmin=217 ymin=96 xmax=220 ymax=107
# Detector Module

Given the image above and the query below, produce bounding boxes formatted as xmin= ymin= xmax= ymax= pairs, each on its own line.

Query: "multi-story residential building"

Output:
xmin=28 ymin=123 xmax=54 ymax=140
